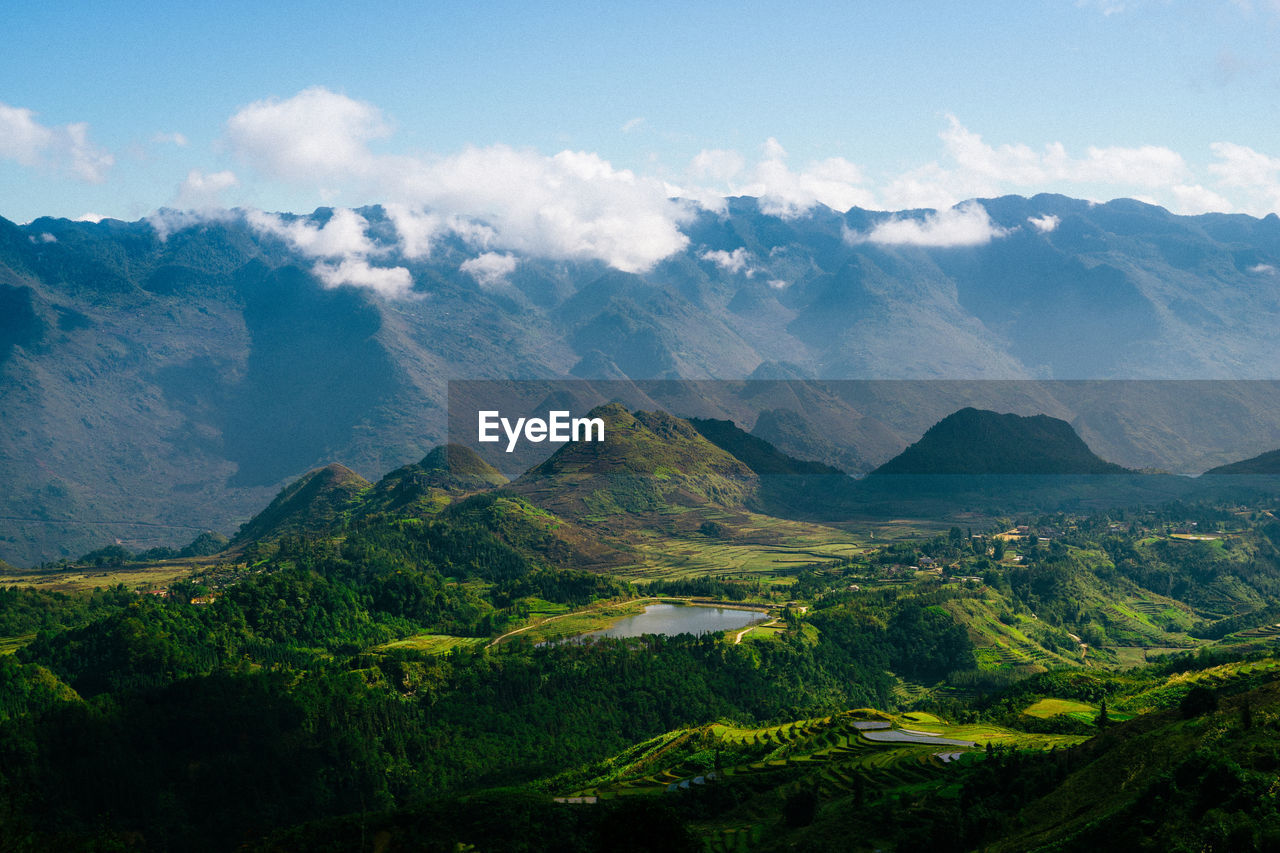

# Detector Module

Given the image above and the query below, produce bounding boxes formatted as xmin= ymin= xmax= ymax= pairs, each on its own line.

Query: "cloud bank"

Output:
xmin=225 ymin=89 xmax=690 ymax=274
xmin=14 ymin=87 xmax=1279 ymax=296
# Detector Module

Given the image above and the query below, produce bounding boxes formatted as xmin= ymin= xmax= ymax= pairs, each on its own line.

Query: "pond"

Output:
xmin=584 ymin=603 xmax=768 ymax=640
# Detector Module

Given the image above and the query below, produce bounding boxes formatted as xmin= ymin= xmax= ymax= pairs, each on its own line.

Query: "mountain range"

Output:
xmin=208 ymin=405 xmax=1280 ymax=571
xmin=6 ymin=194 xmax=1280 ymax=563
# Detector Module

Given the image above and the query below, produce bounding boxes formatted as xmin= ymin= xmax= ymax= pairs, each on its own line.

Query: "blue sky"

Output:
xmin=4 ymin=0 xmax=1280 ymax=230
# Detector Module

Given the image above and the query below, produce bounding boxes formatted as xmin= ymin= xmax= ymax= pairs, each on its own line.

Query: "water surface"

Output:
xmin=585 ymin=603 xmax=766 ymax=639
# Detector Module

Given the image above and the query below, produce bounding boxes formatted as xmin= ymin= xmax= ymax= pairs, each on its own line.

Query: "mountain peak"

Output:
xmin=512 ymin=406 xmax=756 ymax=520
xmin=230 ymin=463 xmax=371 ymax=546
xmin=872 ymin=408 xmax=1129 ymax=476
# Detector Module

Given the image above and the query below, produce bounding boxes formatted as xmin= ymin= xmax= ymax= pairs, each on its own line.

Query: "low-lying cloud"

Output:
xmin=247 ymin=208 xmax=413 ymax=298
xmin=852 ymin=202 xmax=1009 ymax=248
xmin=226 ymin=89 xmax=690 ymax=273
xmin=700 ymin=248 xmax=755 ymax=276
xmin=1028 ymin=213 xmax=1060 ymax=233
xmin=460 ymin=252 xmax=518 ymax=288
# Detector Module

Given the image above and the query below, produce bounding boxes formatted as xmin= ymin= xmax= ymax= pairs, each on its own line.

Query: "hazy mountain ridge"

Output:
xmin=6 ymin=195 xmax=1280 ymax=562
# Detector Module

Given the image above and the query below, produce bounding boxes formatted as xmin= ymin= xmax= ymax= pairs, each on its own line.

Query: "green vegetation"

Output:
xmin=5 ymin=411 xmax=1280 ymax=849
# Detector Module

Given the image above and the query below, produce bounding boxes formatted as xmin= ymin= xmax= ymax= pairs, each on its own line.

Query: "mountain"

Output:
xmin=358 ymin=444 xmax=508 ymax=515
xmin=872 ymin=408 xmax=1130 ymax=476
xmin=510 ymin=403 xmax=757 ymax=521
xmin=688 ymin=416 xmax=866 ymax=518
xmin=1202 ymin=447 xmax=1280 ymax=475
xmin=9 ymin=195 xmax=1280 ymax=561
xmin=688 ymin=417 xmax=845 ymax=476
xmin=229 ymin=463 xmax=370 ymax=547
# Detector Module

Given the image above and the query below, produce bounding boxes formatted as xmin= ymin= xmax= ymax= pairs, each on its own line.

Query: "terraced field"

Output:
xmin=555 ymin=709 xmax=1085 ymax=811
xmin=1234 ymin=623 xmax=1280 ymax=640
xmin=0 ymin=633 xmax=33 ymax=655
xmin=946 ymin=597 xmax=1080 ymax=671
xmin=1119 ymin=656 xmax=1280 ymax=711
xmin=617 ymin=515 xmax=865 ymax=584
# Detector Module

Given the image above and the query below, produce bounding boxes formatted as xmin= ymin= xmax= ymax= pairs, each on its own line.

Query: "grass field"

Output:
xmin=373 ymin=634 xmax=487 ymax=654
xmin=0 ymin=557 xmax=220 ymax=593
xmin=1023 ymin=698 xmax=1096 ymax=718
xmin=1106 ymin=646 xmax=1196 ymax=668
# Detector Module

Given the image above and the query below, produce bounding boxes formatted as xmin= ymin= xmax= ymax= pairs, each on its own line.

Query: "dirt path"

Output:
xmin=734 ymin=619 xmax=778 ymax=644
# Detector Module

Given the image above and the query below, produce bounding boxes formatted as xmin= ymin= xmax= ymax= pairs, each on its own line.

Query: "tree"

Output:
xmin=783 ymin=787 xmax=819 ymax=827
xmin=1180 ymin=685 xmax=1218 ymax=718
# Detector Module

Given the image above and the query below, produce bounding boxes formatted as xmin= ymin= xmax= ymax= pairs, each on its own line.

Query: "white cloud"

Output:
xmin=225 ymin=88 xmax=691 ymax=272
xmin=29 ymin=232 xmax=56 ymax=243
xmin=146 ymin=208 xmax=229 ymax=240
xmin=1249 ymin=263 xmax=1276 ymax=274
xmin=767 ymin=279 xmax=789 ymax=290
xmin=392 ymin=145 xmax=690 ymax=271
xmin=1208 ymin=142 xmax=1280 ymax=187
xmin=226 ymin=87 xmax=390 ymax=183
xmin=0 ymin=102 xmax=113 ymax=182
xmin=1028 ymin=214 xmax=1060 ymax=233
xmin=878 ymin=117 xmax=1193 ymax=211
xmin=853 ymin=201 xmax=1010 ymax=248
xmin=1200 ymin=142 xmax=1280 ymax=216
xmin=247 ymin=207 xmax=413 ymax=297
xmin=1170 ymin=183 xmax=1234 ymax=214
xmin=0 ymin=103 xmax=50 ymax=166
xmin=384 ymin=204 xmax=446 ymax=260
xmin=725 ymin=138 xmax=877 ymax=217
xmin=689 ymin=148 xmax=745 ymax=183
xmin=73 ymin=212 xmax=105 ymax=223
xmin=700 ymin=248 xmax=755 ymax=275
xmin=313 ymin=258 xmax=413 ymax=298
xmin=880 ymin=161 xmax=990 ymax=211
xmin=939 ymin=116 xmax=1187 ymax=189
xmin=247 ymin=207 xmax=379 ymax=257
xmin=173 ymin=169 xmax=239 ymax=210
xmin=621 ymin=117 xmax=645 ymax=133
xmin=210 ymin=93 xmax=1280 ymax=270
xmin=460 ymin=252 xmax=518 ymax=288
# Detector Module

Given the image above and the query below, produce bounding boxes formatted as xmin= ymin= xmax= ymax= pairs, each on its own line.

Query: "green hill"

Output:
xmin=989 ymin=676 xmax=1280 ymax=852
xmin=229 ymin=463 xmax=370 ymax=546
xmin=873 ymin=407 xmax=1130 ymax=476
xmin=511 ymin=403 xmax=758 ymax=522
xmin=359 ymin=444 xmax=508 ymax=515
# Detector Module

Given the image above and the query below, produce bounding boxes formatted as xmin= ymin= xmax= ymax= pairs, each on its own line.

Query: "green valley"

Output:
xmin=3 ymin=408 xmax=1280 ymax=850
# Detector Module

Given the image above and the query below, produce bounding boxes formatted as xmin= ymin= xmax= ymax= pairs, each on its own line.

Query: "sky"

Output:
xmin=4 ymin=0 xmax=1280 ymax=279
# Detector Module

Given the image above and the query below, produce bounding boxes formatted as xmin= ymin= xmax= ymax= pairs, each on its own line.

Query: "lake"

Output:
xmin=584 ymin=603 xmax=768 ymax=639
